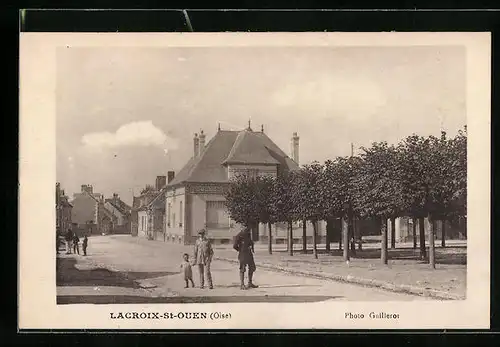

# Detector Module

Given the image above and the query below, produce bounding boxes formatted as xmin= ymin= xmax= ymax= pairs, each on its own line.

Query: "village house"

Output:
xmin=133 ymin=174 xmax=173 ymax=239
xmin=70 ymin=184 xmax=130 ymax=235
xmin=70 ymin=184 xmax=102 ymax=232
xmin=56 ymin=182 xmax=73 ymax=235
xmin=165 ymin=123 xmax=327 ymax=245
xmin=104 ymin=193 xmax=132 ymax=234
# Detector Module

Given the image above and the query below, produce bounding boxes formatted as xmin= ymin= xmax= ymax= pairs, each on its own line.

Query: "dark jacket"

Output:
xmin=65 ymin=230 xmax=73 ymax=241
xmin=72 ymin=234 xmax=80 ymax=244
xmin=233 ymin=230 xmax=254 ymax=263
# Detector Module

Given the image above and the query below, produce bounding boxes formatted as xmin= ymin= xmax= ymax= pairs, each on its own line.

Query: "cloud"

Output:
xmin=271 ymin=74 xmax=387 ymax=122
xmin=81 ymin=121 xmax=178 ymax=152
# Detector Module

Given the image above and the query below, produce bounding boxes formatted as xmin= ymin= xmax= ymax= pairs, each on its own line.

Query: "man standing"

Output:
xmin=193 ymin=229 xmax=214 ymax=289
xmin=65 ymin=229 xmax=73 ymax=254
xmin=72 ymin=232 xmax=80 ymax=255
xmin=233 ymin=226 xmax=258 ymax=290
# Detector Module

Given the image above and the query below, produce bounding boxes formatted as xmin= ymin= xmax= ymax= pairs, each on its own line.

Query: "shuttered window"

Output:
xmin=206 ymin=201 xmax=230 ymax=228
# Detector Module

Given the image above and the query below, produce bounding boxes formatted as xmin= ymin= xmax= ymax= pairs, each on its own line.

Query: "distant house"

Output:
xmin=71 ymin=184 xmax=101 ymax=231
xmin=165 ymin=124 xmax=327 ymax=245
xmin=104 ymin=193 xmax=132 ymax=234
xmin=56 ymin=182 xmax=73 ymax=235
xmin=133 ymin=175 xmax=172 ymax=239
xmin=71 ymin=184 xmax=130 ymax=235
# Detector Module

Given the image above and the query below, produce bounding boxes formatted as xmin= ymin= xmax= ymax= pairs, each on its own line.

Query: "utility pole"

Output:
xmin=351 ymin=142 xmax=354 ymax=157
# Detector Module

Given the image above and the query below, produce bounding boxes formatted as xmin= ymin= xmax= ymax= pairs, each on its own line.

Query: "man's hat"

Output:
xmin=198 ymin=229 xmax=207 ymax=235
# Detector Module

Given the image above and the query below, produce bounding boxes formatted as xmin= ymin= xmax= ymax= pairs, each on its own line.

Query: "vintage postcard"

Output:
xmin=19 ymin=32 xmax=490 ymax=330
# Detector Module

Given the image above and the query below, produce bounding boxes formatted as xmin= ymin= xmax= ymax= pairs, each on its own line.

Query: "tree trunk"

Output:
xmin=288 ymin=221 xmax=293 ymax=256
xmin=268 ymin=222 xmax=272 ymax=255
xmin=312 ymin=221 xmax=318 ymax=259
xmin=339 ymin=220 xmax=342 ymax=251
xmin=412 ymin=218 xmax=417 ymax=249
xmin=390 ymin=217 xmax=396 ymax=249
xmin=342 ymin=217 xmax=349 ymax=262
xmin=419 ymin=217 xmax=426 ymax=260
xmin=325 ymin=221 xmax=331 ymax=253
xmin=381 ymin=217 xmax=388 ymax=265
xmin=441 ymin=219 xmax=446 ymax=248
xmin=302 ymin=220 xmax=307 ymax=254
xmin=429 ymin=217 xmax=436 ymax=269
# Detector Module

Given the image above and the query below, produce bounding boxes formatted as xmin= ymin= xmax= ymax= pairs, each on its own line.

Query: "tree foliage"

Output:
xmin=353 ymin=142 xmax=404 ymax=219
xmin=223 ymin=126 xmax=467 ymax=245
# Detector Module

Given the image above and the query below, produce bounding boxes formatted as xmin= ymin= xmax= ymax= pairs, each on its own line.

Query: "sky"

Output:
xmin=56 ymin=45 xmax=466 ymax=205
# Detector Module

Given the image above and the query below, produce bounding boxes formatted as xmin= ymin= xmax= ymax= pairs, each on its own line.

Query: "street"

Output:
xmin=57 ymin=235 xmax=435 ymax=304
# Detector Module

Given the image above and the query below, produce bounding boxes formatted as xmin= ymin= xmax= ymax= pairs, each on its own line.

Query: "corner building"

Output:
xmin=165 ymin=124 xmax=327 ymax=245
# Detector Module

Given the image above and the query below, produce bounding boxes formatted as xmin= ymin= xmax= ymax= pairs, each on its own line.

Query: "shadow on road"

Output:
xmin=279 ymin=247 xmax=467 ymax=265
xmin=216 ymin=283 xmax=322 ymax=289
xmin=56 ymin=257 xmax=177 ymax=288
xmin=57 ymin=295 xmax=342 ymax=304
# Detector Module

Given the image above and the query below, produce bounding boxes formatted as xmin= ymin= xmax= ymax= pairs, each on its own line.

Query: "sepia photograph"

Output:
xmin=19 ymin=32 xmax=490 ymax=329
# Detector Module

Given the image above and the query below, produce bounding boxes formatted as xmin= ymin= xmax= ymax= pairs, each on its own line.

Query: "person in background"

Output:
xmin=82 ymin=235 xmax=88 ymax=256
xmin=193 ymin=229 xmax=214 ymax=289
xmin=233 ymin=226 xmax=258 ymax=290
xmin=72 ymin=232 xmax=80 ymax=255
xmin=65 ymin=229 xmax=73 ymax=254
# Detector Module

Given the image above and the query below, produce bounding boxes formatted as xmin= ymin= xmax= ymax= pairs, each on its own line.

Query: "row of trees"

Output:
xmin=224 ymin=127 xmax=467 ymax=268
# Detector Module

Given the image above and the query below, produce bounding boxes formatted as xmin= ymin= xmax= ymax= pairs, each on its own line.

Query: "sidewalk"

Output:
xmin=124 ymin=236 xmax=467 ymax=300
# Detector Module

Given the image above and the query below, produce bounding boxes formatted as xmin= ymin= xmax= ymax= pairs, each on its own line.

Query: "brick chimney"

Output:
xmin=291 ymin=132 xmax=300 ymax=165
xmin=156 ymin=175 xmax=167 ymax=190
xmin=198 ymin=130 xmax=206 ymax=155
xmin=167 ymin=171 xmax=175 ymax=184
xmin=193 ymin=133 xmax=199 ymax=157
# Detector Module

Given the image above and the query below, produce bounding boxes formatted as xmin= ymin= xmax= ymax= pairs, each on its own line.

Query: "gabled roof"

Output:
xmin=105 ymin=198 xmax=132 ymax=215
xmin=167 ymin=129 xmax=300 ymax=187
xmin=147 ymin=187 xmax=166 ymax=209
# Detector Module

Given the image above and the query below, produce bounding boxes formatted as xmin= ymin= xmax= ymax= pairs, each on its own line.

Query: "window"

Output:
xmin=206 ymin=201 xmax=230 ymax=228
xmin=179 ymin=201 xmax=183 ymax=227
xmin=248 ymin=169 xmax=259 ymax=178
xmin=172 ymin=213 xmax=176 ymax=229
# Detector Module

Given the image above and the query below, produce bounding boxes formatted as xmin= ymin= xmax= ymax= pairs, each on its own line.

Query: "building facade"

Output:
xmin=104 ymin=193 xmax=132 ymax=234
xmin=133 ymin=174 xmax=173 ymax=239
xmin=56 ymin=182 xmax=73 ymax=235
xmin=165 ymin=124 xmax=326 ymax=245
xmin=71 ymin=184 xmax=101 ymax=228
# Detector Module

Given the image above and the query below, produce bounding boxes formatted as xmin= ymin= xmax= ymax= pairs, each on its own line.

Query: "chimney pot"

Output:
xmin=291 ymin=132 xmax=300 ymax=165
xmin=198 ymin=130 xmax=206 ymax=156
xmin=193 ymin=133 xmax=200 ymax=157
xmin=156 ymin=175 xmax=167 ymax=190
xmin=167 ymin=171 xmax=175 ymax=184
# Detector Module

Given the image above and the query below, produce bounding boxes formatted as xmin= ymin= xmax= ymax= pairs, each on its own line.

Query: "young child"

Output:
xmin=82 ymin=235 xmax=88 ymax=256
xmin=180 ymin=253 xmax=195 ymax=288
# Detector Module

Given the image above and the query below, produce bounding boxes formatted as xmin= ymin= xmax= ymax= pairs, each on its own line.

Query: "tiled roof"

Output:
xmin=147 ymin=187 xmax=166 ymax=209
xmin=223 ymin=130 xmax=280 ymax=165
xmin=105 ymin=199 xmax=132 ymax=215
xmin=167 ymin=129 xmax=299 ymax=187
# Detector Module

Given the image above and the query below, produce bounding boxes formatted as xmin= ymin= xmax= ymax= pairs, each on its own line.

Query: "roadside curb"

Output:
xmin=213 ymin=256 xmax=465 ymax=301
